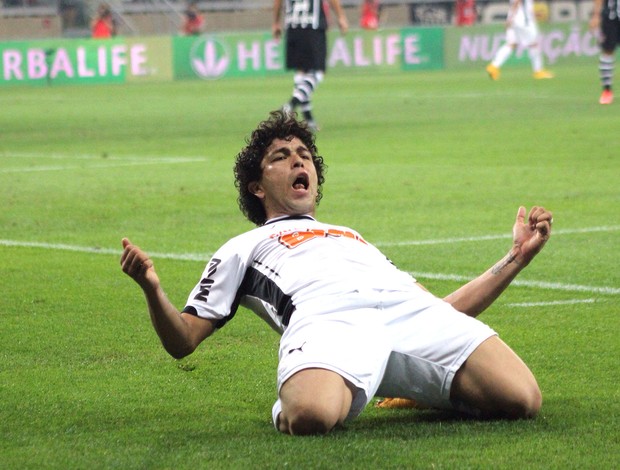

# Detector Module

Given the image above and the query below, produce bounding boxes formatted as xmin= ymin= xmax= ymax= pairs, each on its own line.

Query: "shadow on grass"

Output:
xmin=341 ymin=407 xmax=538 ymax=440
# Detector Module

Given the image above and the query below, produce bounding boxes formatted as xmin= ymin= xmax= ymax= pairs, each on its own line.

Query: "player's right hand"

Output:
xmin=120 ymin=238 xmax=159 ymax=289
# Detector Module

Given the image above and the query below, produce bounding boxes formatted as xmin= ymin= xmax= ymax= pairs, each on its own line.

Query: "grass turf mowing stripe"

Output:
xmin=0 ymin=158 xmax=208 ymax=173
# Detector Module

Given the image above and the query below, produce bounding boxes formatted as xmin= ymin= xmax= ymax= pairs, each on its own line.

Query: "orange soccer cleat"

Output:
xmin=533 ymin=69 xmax=554 ymax=79
xmin=486 ymin=64 xmax=500 ymax=80
xmin=375 ymin=397 xmax=428 ymax=409
xmin=599 ymin=89 xmax=614 ymax=105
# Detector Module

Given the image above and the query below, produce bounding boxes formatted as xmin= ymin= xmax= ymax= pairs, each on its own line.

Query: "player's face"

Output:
xmin=250 ymin=136 xmax=319 ymax=221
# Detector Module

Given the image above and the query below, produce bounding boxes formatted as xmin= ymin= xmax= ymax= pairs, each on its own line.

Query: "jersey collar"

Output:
xmin=264 ymin=214 xmax=316 ymax=225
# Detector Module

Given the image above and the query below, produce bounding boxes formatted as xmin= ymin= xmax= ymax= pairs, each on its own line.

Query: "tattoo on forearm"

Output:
xmin=492 ymin=252 xmax=520 ymax=275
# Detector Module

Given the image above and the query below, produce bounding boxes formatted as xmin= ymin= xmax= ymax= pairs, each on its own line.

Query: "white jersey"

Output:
xmin=509 ymin=0 xmax=535 ymax=26
xmin=183 ymin=215 xmax=418 ymax=333
xmin=506 ymin=0 xmax=539 ymax=45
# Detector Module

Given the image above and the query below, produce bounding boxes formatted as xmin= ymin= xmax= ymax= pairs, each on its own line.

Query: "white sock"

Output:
xmin=492 ymin=44 xmax=513 ymax=68
xmin=528 ymin=43 xmax=544 ymax=72
xmin=272 ymin=398 xmax=282 ymax=431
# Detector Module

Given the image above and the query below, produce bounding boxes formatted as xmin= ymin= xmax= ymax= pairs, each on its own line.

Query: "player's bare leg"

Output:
xmin=450 ymin=335 xmax=542 ymax=419
xmin=277 ymin=368 xmax=355 ymax=435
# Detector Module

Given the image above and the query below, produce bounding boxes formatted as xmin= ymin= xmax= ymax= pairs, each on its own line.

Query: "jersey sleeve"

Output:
xmin=182 ymin=235 xmax=253 ymax=328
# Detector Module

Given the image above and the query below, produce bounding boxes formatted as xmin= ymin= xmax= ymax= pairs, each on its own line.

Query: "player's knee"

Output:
xmin=507 ymin=383 xmax=542 ymax=419
xmin=522 ymin=383 xmax=543 ymax=418
xmin=281 ymin=401 xmax=339 ymax=435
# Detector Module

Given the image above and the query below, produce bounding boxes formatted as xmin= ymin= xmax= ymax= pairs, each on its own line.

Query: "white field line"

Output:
xmin=1 ymin=152 xmax=206 ymax=161
xmin=374 ymin=225 xmax=620 ymax=247
xmin=0 ymin=157 xmax=207 ymax=174
xmin=409 ymin=271 xmax=620 ymax=295
xmin=506 ymin=299 xmax=597 ymax=308
xmin=2 ymin=225 xmax=619 ymax=295
xmin=0 ymin=239 xmax=208 ymax=262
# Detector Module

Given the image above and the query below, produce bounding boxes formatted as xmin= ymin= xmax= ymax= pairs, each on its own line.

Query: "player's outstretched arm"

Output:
xmin=120 ymin=238 xmax=215 ymax=358
xmin=443 ymin=206 xmax=553 ymax=317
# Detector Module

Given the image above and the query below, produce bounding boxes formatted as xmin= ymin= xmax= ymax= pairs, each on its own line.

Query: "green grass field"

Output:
xmin=1 ymin=60 xmax=618 ymax=469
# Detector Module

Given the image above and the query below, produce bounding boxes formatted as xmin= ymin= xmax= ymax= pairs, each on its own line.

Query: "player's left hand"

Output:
xmin=512 ymin=206 xmax=553 ymax=265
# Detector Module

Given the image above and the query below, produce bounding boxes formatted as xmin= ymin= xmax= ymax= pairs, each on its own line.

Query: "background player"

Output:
xmin=486 ymin=0 xmax=553 ymax=80
xmin=589 ymin=0 xmax=619 ymax=104
xmin=272 ymin=0 xmax=348 ymax=131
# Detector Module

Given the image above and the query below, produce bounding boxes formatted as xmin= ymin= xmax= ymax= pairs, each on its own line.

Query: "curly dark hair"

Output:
xmin=234 ymin=110 xmax=327 ymax=226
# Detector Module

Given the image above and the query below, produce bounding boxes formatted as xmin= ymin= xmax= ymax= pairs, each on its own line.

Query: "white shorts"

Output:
xmin=274 ymin=288 xmax=496 ymax=424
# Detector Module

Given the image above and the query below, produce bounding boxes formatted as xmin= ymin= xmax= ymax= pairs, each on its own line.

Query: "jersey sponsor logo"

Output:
xmin=271 ymin=228 xmax=367 ymax=249
xmin=194 ymin=258 xmax=222 ymax=302
xmin=288 ymin=341 xmax=306 ymax=355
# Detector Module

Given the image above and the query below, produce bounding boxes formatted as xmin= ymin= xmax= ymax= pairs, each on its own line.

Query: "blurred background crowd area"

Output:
xmin=1 ymin=0 xmax=594 ymax=41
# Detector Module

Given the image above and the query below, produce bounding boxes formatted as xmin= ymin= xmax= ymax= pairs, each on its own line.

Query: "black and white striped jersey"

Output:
xmin=284 ymin=0 xmax=328 ymax=30
xmin=601 ymin=0 xmax=620 ymax=19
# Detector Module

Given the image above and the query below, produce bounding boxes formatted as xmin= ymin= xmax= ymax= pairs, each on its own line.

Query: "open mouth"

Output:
xmin=292 ymin=174 xmax=309 ymax=190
